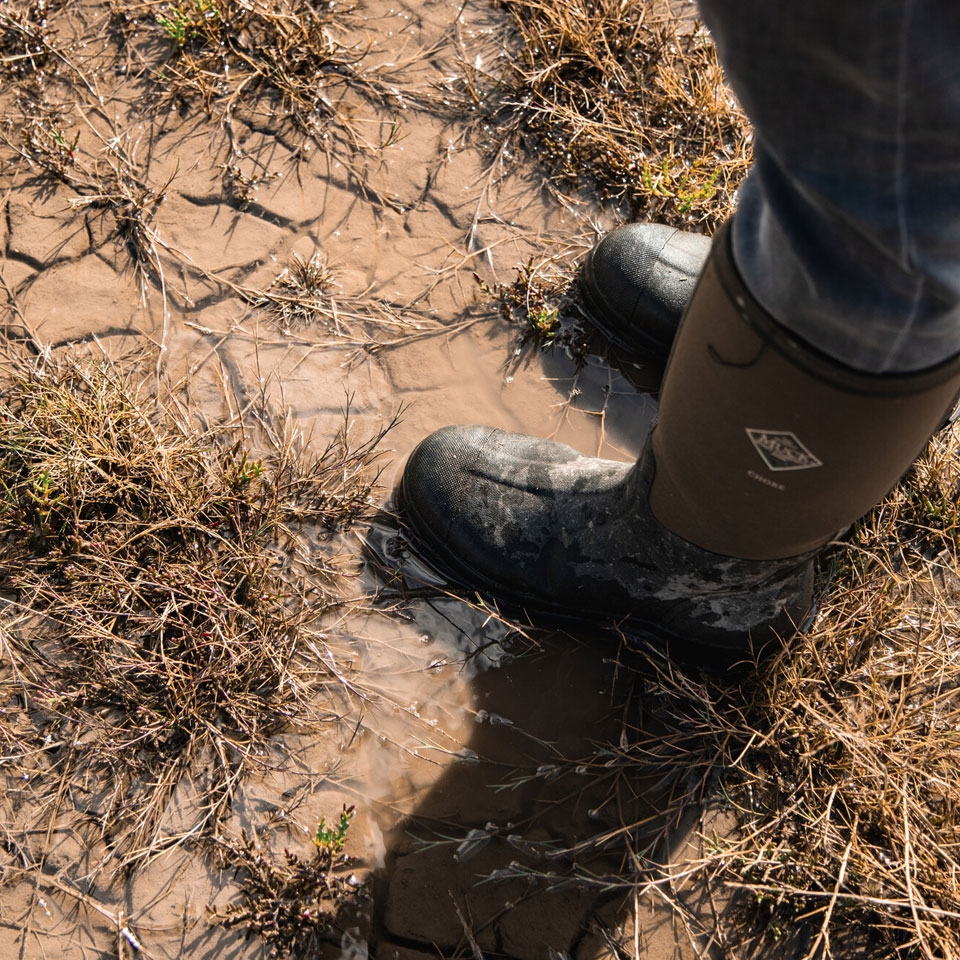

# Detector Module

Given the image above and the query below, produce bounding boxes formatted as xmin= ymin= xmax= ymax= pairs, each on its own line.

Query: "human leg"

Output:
xmin=583 ymin=0 xmax=960 ymax=375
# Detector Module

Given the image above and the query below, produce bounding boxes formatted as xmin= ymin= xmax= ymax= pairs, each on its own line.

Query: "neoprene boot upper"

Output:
xmin=651 ymin=223 xmax=960 ymax=559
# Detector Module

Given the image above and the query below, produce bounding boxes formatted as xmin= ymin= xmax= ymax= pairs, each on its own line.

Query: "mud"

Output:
xmin=0 ymin=0 xmax=722 ymax=956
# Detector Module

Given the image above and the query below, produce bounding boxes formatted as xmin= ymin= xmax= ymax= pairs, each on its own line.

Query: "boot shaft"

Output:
xmin=651 ymin=222 xmax=960 ymax=560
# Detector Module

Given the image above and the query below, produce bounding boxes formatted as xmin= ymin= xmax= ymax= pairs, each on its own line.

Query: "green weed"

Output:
xmin=314 ymin=804 xmax=355 ymax=854
xmin=156 ymin=0 xmax=218 ymax=48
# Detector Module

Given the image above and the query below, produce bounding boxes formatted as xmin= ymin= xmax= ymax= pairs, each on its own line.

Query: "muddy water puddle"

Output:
xmin=0 ymin=0 xmax=719 ymax=954
xmin=337 ymin=591 xmax=658 ymax=958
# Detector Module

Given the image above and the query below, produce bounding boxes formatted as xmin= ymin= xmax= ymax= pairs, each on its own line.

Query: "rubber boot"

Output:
xmin=399 ymin=223 xmax=960 ymax=653
xmin=580 ymin=223 xmax=709 ymax=363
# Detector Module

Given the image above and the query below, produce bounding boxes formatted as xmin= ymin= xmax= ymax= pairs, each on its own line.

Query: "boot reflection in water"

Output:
xmin=397 ymin=221 xmax=960 ymax=656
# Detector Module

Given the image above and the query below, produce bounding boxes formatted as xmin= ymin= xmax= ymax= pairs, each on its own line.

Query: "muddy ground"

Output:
xmin=0 ymin=0 xmax=728 ymax=957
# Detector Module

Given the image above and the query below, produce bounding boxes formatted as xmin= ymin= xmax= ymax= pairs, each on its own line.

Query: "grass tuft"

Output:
xmin=0 ymin=0 xmax=62 ymax=83
xmin=115 ymin=0 xmax=375 ymax=148
xmin=0 ymin=349 xmax=391 ymax=864
xmin=461 ymin=0 xmax=750 ymax=227
xmin=260 ymin=252 xmax=339 ymax=332
xmin=211 ymin=804 xmax=365 ymax=959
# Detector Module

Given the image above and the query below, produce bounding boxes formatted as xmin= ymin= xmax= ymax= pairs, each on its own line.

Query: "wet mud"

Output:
xmin=0 ymin=0 xmax=721 ymax=956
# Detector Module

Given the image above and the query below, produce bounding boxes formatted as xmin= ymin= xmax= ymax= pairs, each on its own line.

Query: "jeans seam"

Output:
xmin=887 ymin=0 xmax=923 ymax=372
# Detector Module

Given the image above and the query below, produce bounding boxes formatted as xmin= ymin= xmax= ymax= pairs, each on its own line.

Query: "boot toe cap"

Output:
xmin=581 ymin=222 xmax=710 ymax=358
xmin=399 ymin=424 xmax=498 ymax=544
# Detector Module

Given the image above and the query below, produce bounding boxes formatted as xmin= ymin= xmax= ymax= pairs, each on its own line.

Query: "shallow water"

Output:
xmin=0 ymin=0 xmax=714 ymax=955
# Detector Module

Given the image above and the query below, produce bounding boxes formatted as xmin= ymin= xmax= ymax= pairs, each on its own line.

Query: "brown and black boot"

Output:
xmin=399 ymin=222 xmax=960 ymax=655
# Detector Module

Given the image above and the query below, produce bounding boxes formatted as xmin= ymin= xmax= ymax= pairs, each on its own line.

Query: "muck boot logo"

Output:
xmin=745 ymin=429 xmax=823 ymax=471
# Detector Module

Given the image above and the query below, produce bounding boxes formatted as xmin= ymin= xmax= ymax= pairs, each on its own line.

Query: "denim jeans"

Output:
xmin=699 ymin=0 xmax=960 ymax=373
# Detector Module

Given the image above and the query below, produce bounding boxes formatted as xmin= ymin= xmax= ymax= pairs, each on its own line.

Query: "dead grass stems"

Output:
xmin=210 ymin=804 xmax=366 ymax=959
xmin=0 ymin=0 xmax=439 ymax=351
xmin=111 ymin=0 xmax=419 ymax=200
xmin=182 ymin=250 xmax=487 ymax=357
xmin=0 ymin=347 xmax=393 ymax=871
xmin=4 ymin=93 xmax=176 ymax=320
xmin=0 ymin=0 xmax=98 ymax=96
xmin=456 ymin=0 xmax=750 ymax=229
xmin=0 ymin=0 xmax=62 ymax=83
xmin=0 ymin=3 xmax=175 ymax=303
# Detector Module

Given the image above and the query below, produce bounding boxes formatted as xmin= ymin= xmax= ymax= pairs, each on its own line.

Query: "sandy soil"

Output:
xmin=0 ymin=0 xmax=724 ymax=957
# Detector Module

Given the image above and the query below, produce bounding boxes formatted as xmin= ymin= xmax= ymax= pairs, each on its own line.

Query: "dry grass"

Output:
xmin=0 ymin=348 xmax=391 ymax=868
xmin=0 ymin=0 xmax=63 ymax=82
xmin=715 ymin=428 xmax=960 ymax=958
xmin=112 ymin=0 xmax=408 ymax=168
xmin=508 ymin=426 xmax=960 ymax=959
xmin=459 ymin=0 xmax=750 ymax=228
xmin=11 ymin=102 xmax=174 ymax=294
xmin=256 ymin=252 xmax=340 ymax=333
xmin=121 ymin=0 xmax=367 ymax=131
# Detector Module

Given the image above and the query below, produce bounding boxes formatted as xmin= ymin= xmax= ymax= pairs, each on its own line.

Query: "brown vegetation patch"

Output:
xmin=211 ymin=805 xmax=365 ymax=958
xmin=0 ymin=349 xmax=390 ymax=866
xmin=0 ymin=0 xmax=64 ymax=82
xmin=112 ymin=0 xmax=409 ymax=159
xmin=460 ymin=0 xmax=750 ymax=228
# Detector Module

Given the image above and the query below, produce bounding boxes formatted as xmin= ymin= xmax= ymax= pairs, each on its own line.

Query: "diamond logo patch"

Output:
xmin=746 ymin=429 xmax=823 ymax=471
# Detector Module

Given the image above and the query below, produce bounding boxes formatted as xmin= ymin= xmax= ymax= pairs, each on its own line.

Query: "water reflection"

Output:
xmin=354 ymin=514 xmax=720 ymax=960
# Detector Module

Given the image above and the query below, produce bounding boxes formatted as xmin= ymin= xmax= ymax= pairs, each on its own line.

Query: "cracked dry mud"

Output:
xmin=0 ymin=0 xmax=728 ymax=957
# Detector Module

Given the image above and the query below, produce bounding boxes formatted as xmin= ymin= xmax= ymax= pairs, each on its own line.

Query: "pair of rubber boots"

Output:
xmin=398 ymin=221 xmax=960 ymax=655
